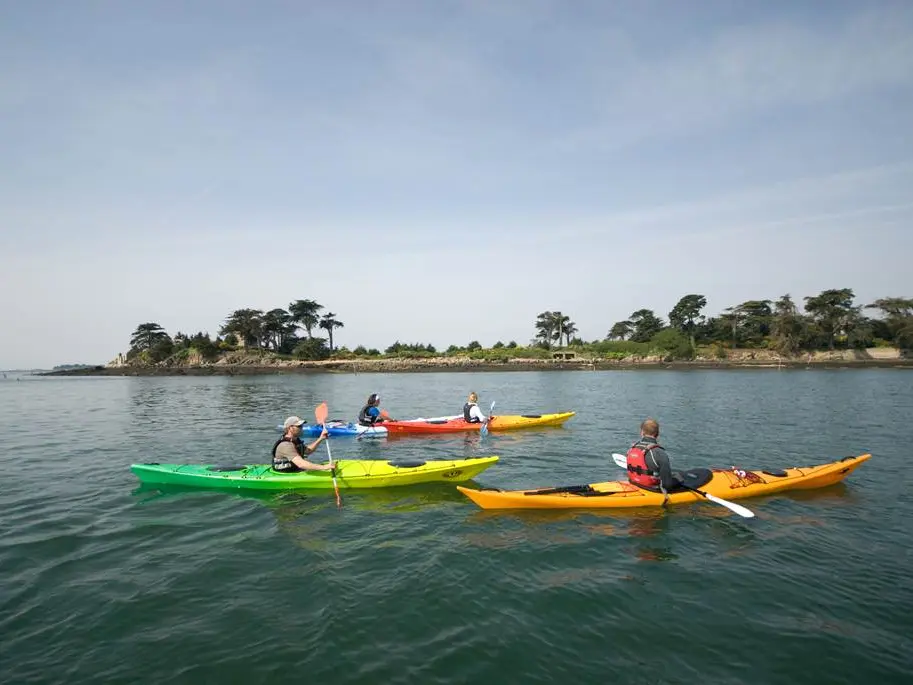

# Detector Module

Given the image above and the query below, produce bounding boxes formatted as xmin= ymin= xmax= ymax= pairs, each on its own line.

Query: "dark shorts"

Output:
xmin=633 ymin=468 xmax=713 ymax=493
xmin=272 ymin=461 xmax=301 ymax=473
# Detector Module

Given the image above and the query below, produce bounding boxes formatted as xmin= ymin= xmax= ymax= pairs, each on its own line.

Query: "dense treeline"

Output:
xmin=126 ymin=300 xmax=345 ymax=363
xmin=123 ymin=289 xmax=911 ymax=365
xmin=532 ymin=290 xmax=912 ymax=359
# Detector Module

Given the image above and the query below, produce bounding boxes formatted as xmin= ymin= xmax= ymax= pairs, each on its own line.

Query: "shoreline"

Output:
xmin=39 ymin=355 xmax=913 ymax=376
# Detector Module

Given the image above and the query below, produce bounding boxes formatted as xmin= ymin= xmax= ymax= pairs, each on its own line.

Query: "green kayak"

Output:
xmin=130 ymin=456 xmax=499 ymax=491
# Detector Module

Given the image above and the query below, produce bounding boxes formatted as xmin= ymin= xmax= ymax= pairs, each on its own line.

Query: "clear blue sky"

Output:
xmin=2 ymin=1 xmax=912 ymax=368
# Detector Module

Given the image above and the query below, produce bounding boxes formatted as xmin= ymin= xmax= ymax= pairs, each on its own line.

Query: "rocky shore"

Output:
xmin=40 ymin=348 xmax=911 ymax=376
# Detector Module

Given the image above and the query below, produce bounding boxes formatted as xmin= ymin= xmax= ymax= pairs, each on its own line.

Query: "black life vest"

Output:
xmin=358 ymin=404 xmax=376 ymax=426
xmin=272 ymin=436 xmax=305 ymax=472
xmin=463 ymin=402 xmax=480 ymax=423
xmin=626 ymin=440 xmax=663 ymax=488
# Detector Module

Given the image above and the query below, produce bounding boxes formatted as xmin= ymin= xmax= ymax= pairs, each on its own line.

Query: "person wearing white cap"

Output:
xmin=271 ymin=416 xmax=333 ymax=473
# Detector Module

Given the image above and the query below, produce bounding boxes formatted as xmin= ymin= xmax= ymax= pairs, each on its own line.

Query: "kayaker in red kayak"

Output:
xmin=272 ymin=416 xmax=334 ymax=473
xmin=625 ymin=418 xmax=680 ymax=502
xmin=358 ymin=393 xmax=396 ymax=426
xmin=463 ymin=392 xmax=491 ymax=424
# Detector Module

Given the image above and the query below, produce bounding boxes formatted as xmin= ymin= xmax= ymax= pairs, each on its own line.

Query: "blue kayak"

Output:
xmin=275 ymin=415 xmax=463 ymax=438
xmin=274 ymin=420 xmax=388 ymax=438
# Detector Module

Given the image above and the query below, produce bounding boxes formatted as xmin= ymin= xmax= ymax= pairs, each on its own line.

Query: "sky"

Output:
xmin=2 ymin=0 xmax=913 ymax=368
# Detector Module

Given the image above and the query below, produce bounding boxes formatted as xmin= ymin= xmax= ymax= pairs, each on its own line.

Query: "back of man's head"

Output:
xmin=640 ymin=418 xmax=660 ymax=437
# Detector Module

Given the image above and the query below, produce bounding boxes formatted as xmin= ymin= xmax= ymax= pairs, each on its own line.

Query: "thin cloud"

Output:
xmin=555 ymin=6 xmax=913 ymax=150
xmin=1 ymin=2 xmax=913 ymax=366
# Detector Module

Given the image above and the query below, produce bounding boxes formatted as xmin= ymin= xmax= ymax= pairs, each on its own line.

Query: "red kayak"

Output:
xmin=381 ymin=412 xmax=576 ymax=434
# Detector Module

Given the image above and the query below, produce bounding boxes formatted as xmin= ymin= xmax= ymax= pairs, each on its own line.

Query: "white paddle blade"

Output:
xmin=704 ymin=493 xmax=755 ymax=518
xmin=611 ymin=453 xmax=628 ymax=468
xmin=480 ymin=401 xmax=495 ymax=437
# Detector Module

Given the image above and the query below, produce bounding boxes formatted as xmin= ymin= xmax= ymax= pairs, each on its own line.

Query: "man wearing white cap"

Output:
xmin=272 ymin=416 xmax=334 ymax=473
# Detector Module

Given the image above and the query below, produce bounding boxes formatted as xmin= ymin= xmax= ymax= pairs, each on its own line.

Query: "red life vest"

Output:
xmin=626 ymin=441 xmax=662 ymax=488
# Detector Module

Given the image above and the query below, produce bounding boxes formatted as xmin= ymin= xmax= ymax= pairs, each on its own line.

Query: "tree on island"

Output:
xmin=534 ymin=311 xmax=578 ymax=348
xmin=128 ymin=323 xmax=173 ymax=362
xmin=292 ymin=337 xmax=330 ymax=360
xmin=770 ymin=294 xmax=807 ymax=355
xmin=668 ymin=294 xmax=707 ymax=352
xmin=289 ymin=299 xmax=324 ymax=339
xmin=804 ymin=288 xmax=864 ymax=350
xmin=318 ymin=312 xmax=344 ymax=351
xmin=130 ymin=322 xmax=171 ymax=350
xmin=607 ymin=320 xmax=633 ymax=341
xmin=262 ymin=308 xmax=297 ymax=352
xmin=866 ymin=297 xmax=913 ymax=349
xmin=557 ymin=314 xmax=578 ymax=347
xmin=534 ymin=311 xmax=557 ymax=348
xmin=627 ymin=309 xmax=664 ymax=342
xmin=221 ymin=309 xmax=264 ymax=348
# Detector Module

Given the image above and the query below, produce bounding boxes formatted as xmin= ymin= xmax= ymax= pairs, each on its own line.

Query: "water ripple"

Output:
xmin=1 ymin=371 xmax=911 ymax=683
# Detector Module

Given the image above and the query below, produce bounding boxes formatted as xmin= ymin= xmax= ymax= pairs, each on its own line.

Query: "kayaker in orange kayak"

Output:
xmin=358 ymin=393 xmax=396 ymax=426
xmin=272 ymin=416 xmax=334 ymax=473
xmin=625 ymin=418 xmax=680 ymax=502
xmin=463 ymin=392 xmax=491 ymax=424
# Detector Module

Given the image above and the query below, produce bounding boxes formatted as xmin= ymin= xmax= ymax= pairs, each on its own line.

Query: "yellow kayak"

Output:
xmin=457 ymin=454 xmax=871 ymax=510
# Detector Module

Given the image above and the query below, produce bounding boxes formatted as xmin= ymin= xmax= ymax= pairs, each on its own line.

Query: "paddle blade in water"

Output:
xmin=480 ymin=400 xmax=495 ymax=436
xmin=703 ymin=492 xmax=755 ymax=518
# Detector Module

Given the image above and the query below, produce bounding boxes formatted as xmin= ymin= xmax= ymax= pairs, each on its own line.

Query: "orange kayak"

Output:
xmin=457 ymin=454 xmax=871 ymax=510
xmin=382 ymin=412 xmax=575 ymax=434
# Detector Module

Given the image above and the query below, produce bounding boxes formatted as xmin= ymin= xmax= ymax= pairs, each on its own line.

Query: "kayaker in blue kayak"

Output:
xmin=463 ymin=392 xmax=490 ymax=424
xmin=625 ymin=418 xmax=680 ymax=502
xmin=272 ymin=416 xmax=334 ymax=473
xmin=358 ymin=393 xmax=395 ymax=426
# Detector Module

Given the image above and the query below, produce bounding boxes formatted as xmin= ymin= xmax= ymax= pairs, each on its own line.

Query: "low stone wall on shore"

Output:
xmin=39 ymin=347 xmax=911 ymax=376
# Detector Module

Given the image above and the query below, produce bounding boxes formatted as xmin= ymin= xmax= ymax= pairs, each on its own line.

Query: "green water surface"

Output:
xmin=1 ymin=370 xmax=910 ymax=684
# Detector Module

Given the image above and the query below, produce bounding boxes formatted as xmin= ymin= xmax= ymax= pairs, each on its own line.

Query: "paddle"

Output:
xmin=610 ymin=453 xmax=755 ymax=519
xmin=480 ymin=401 xmax=496 ymax=437
xmin=316 ymin=402 xmax=341 ymax=508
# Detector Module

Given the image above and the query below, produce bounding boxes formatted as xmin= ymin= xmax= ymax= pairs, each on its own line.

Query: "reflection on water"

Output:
xmin=383 ymin=425 xmax=571 ymax=445
xmin=460 ymin=505 xmax=684 ymax=561
xmin=777 ymin=482 xmax=855 ymax=505
xmin=133 ymin=480 xmax=471 ymax=510
xmin=132 ymin=479 xmax=483 ymax=551
xmin=4 ymin=370 xmax=909 ymax=685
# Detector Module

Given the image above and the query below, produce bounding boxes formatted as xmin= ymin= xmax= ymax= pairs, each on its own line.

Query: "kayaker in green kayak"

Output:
xmin=272 ymin=416 xmax=335 ymax=473
xmin=625 ymin=418 xmax=680 ymax=503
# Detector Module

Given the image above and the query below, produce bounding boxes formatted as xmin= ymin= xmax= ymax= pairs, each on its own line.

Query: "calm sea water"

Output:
xmin=1 ymin=370 xmax=911 ymax=684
